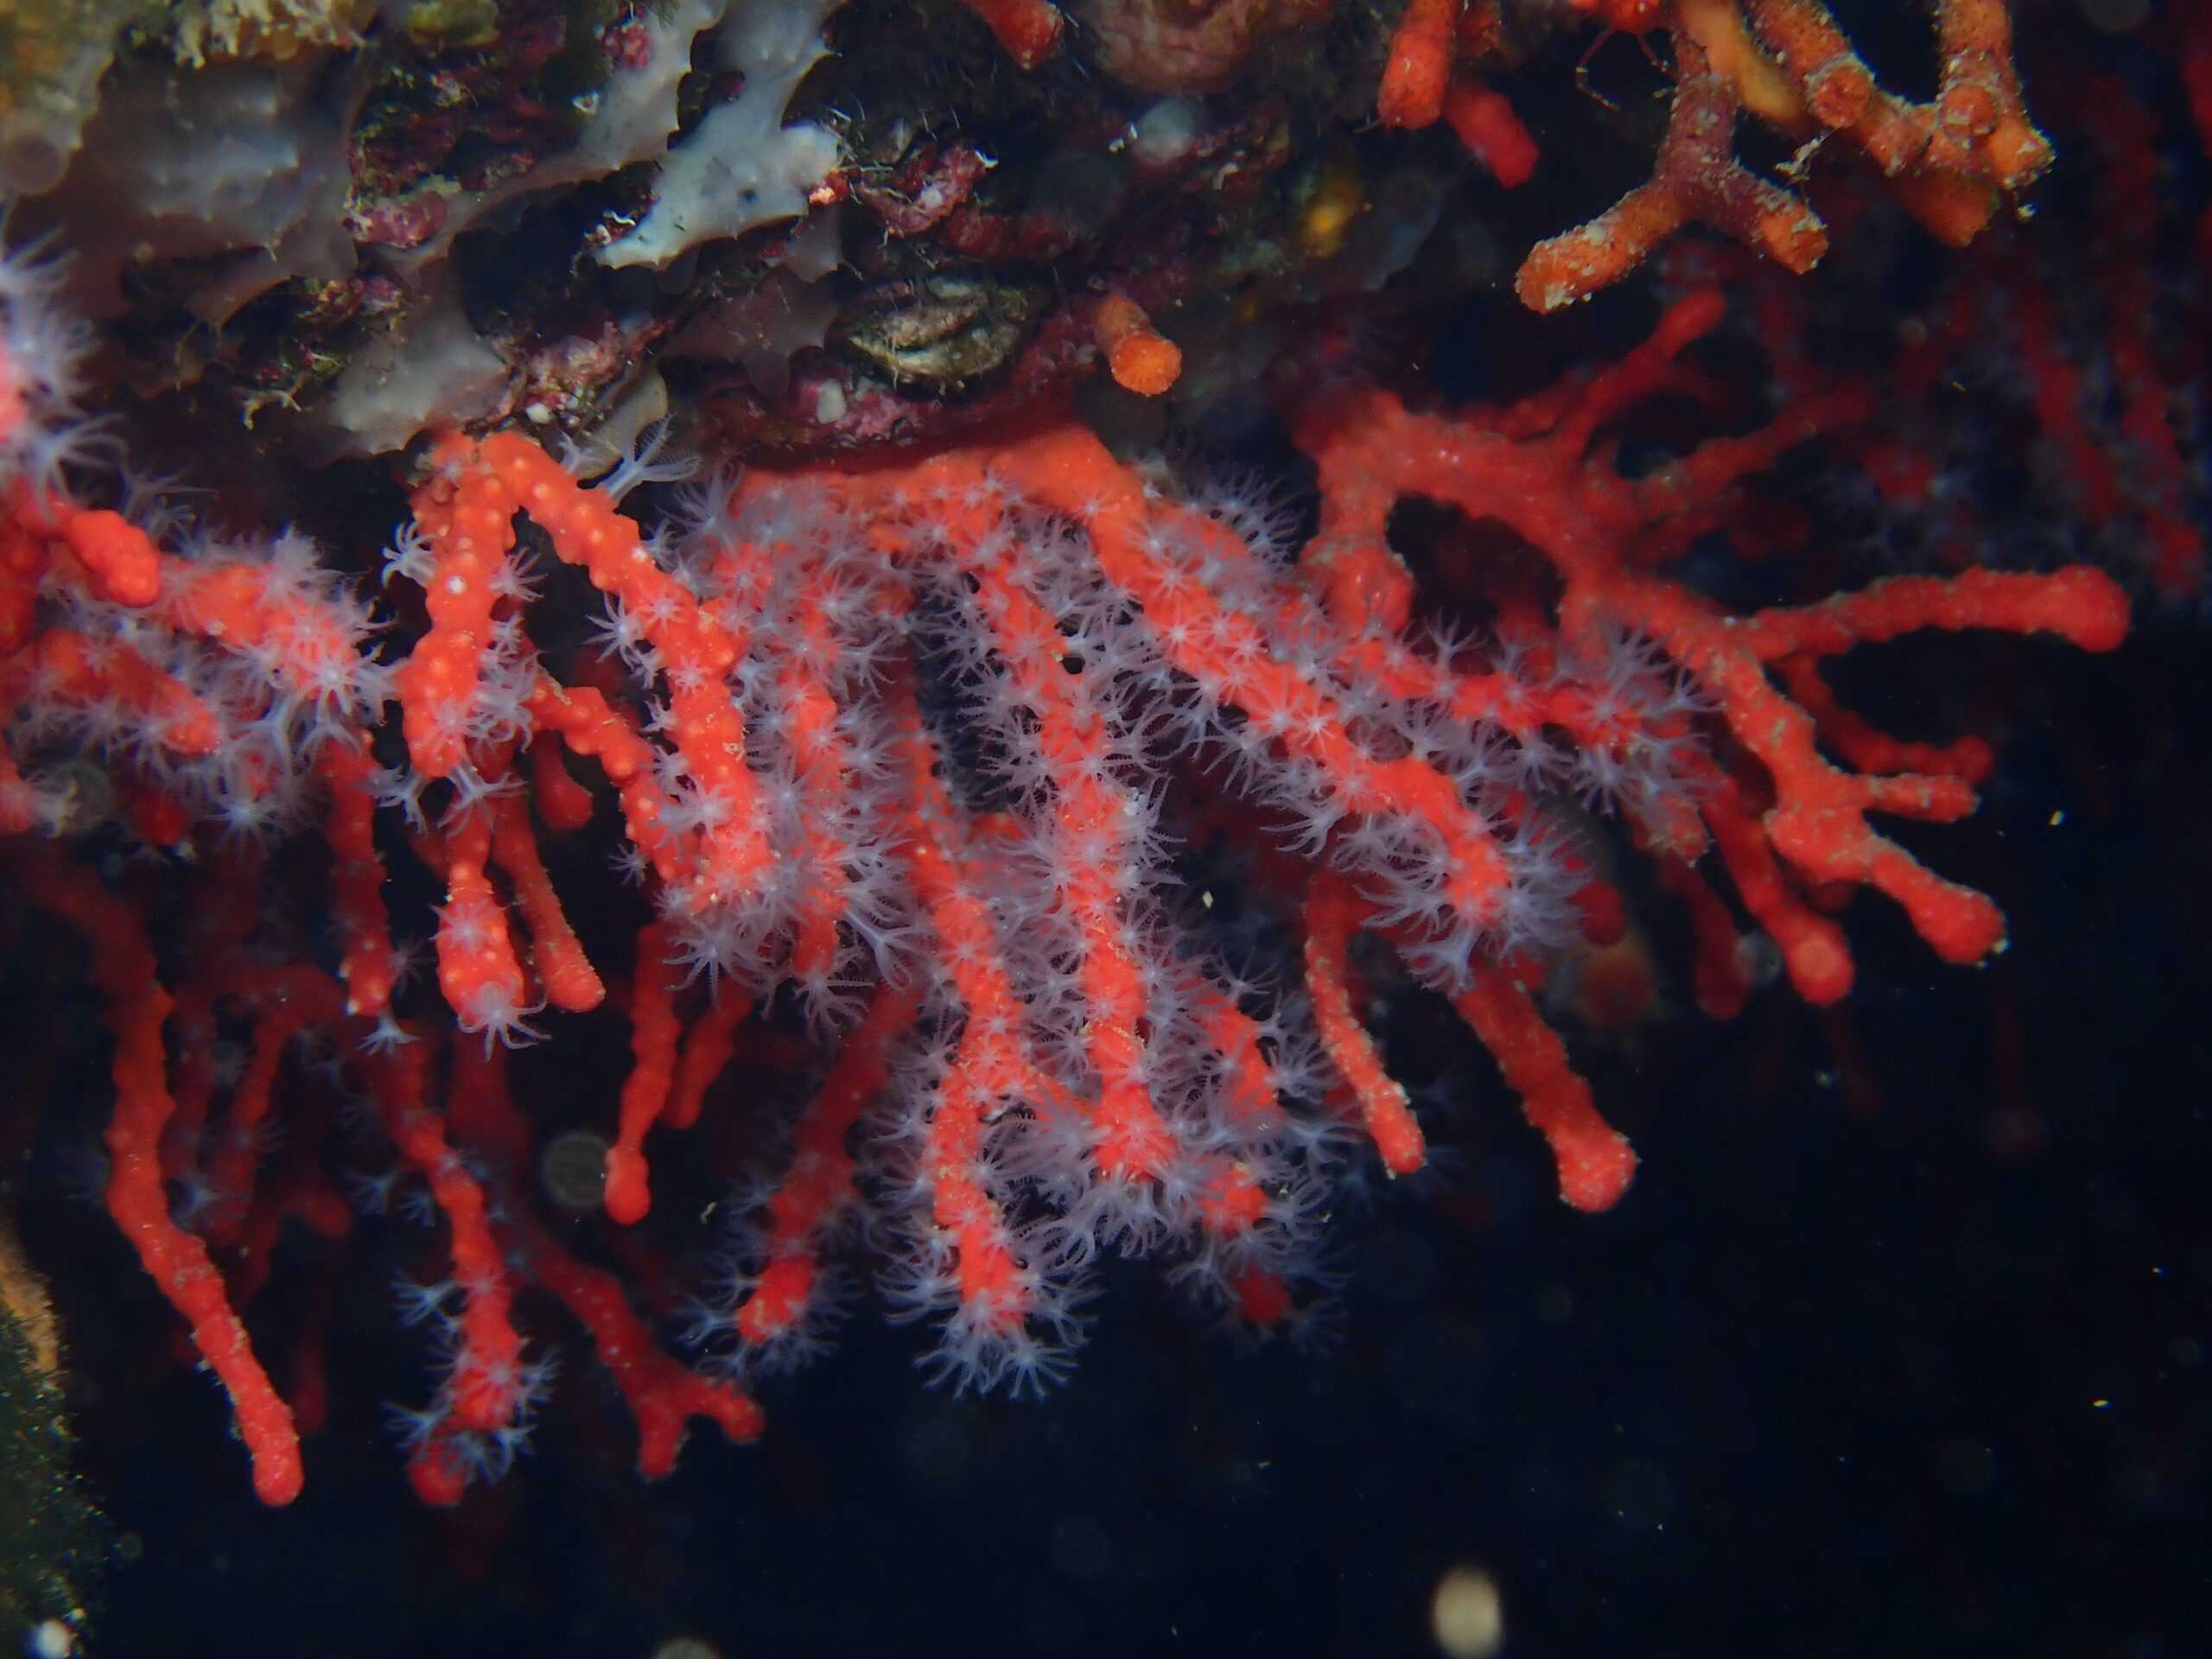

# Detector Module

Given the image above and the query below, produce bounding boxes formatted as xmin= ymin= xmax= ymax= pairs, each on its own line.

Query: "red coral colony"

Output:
xmin=0 ymin=0 xmax=2203 ymax=1647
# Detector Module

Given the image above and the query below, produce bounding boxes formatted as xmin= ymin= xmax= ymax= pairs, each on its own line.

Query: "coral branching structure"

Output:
xmin=0 ymin=0 xmax=2200 ymax=1525
xmin=1428 ymin=0 xmax=2055 ymax=310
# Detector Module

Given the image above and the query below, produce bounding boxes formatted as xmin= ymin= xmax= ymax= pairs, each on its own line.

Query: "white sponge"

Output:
xmin=597 ymin=0 xmax=845 ymax=270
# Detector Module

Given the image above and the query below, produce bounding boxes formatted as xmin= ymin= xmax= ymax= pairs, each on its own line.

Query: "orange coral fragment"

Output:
xmin=1451 ymin=971 xmax=1637 ymax=1212
xmin=1094 ymin=292 xmax=1183 ymax=397
xmin=1378 ymin=0 xmax=1462 ymax=130
xmin=1443 ymin=74 xmax=1538 ymax=187
xmin=959 ymin=0 xmax=1066 ymax=68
